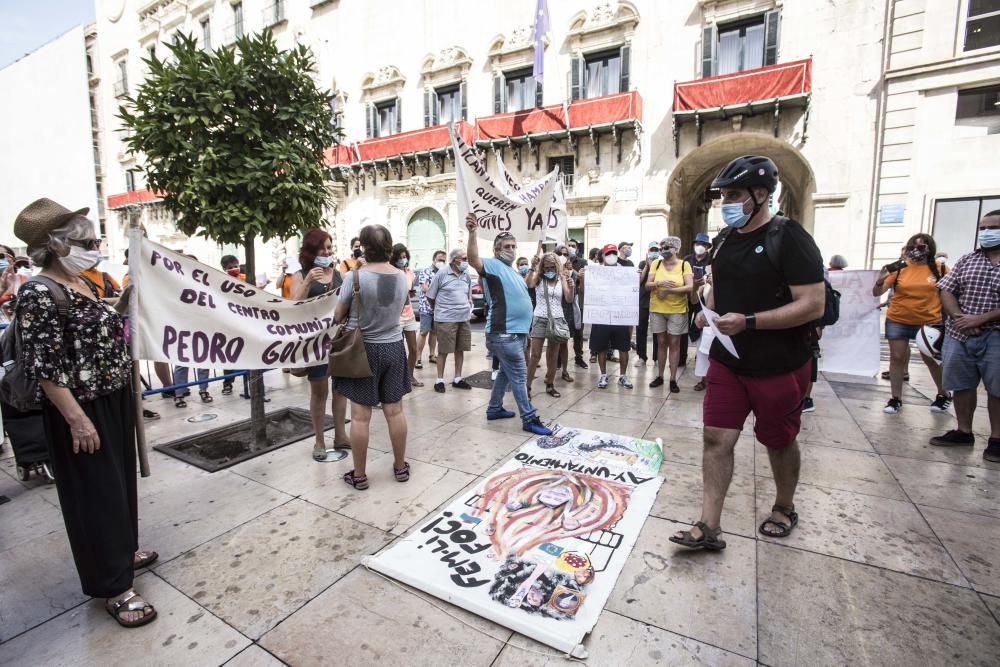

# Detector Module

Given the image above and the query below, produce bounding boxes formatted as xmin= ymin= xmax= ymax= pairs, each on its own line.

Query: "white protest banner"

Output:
xmin=820 ymin=270 xmax=881 ymax=377
xmin=451 ymin=125 xmax=559 ymax=243
xmin=366 ymin=427 xmax=663 ymax=658
xmin=495 ymin=151 xmax=568 ymax=242
xmin=131 ymin=237 xmax=339 ymax=369
xmin=582 ymin=265 xmax=639 ymax=326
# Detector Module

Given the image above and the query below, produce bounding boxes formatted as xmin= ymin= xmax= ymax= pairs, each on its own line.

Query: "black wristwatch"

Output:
xmin=745 ymin=313 xmax=757 ymax=330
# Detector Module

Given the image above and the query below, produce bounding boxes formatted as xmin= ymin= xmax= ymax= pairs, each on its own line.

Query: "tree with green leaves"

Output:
xmin=120 ymin=29 xmax=341 ymax=449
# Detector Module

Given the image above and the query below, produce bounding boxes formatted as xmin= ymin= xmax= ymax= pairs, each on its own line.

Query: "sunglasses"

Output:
xmin=69 ymin=239 xmax=100 ymax=251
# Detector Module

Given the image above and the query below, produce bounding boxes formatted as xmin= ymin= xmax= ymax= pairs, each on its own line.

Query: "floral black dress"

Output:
xmin=16 ymin=280 xmax=131 ymax=404
xmin=14 ymin=278 xmax=139 ymax=599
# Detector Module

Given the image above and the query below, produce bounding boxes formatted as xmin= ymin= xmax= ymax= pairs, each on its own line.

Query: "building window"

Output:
xmin=125 ymin=170 xmax=137 ymax=192
xmin=369 ymin=99 xmax=400 ymax=138
xmin=548 ymin=156 xmax=574 ymax=190
xmin=965 ymin=0 xmax=1000 ymax=51
xmin=504 ymin=69 xmax=539 ymax=113
xmin=436 ymin=84 xmax=463 ymax=125
xmin=702 ymin=9 xmax=780 ymax=78
xmin=956 ymin=84 xmax=1000 ymax=129
xmin=233 ymin=2 xmax=244 ymax=38
xmin=86 ymin=51 xmax=93 ymax=75
xmin=114 ymin=60 xmax=128 ymax=97
xmin=148 ymin=45 xmax=156 ymax=60
xmin=201 ymin=18 xmax=212 ymax=50
xmin=571 ymin=45 xmax=630 ymax=101
xmin=933 ymin=196 xmax=1000 ymax=259
xmin=263 ymin=0 xmax=285 ymax=27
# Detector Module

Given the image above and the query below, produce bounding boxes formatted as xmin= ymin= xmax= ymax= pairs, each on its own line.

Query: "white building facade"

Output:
xmin=89 ymin=0 xmax=996 ymax=274
xmin=0 ymin=25 xmax=99 ymax=250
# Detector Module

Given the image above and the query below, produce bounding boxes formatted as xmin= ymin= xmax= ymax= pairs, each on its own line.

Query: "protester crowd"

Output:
xmin=4 ymin=158 xmax=997 ymax=629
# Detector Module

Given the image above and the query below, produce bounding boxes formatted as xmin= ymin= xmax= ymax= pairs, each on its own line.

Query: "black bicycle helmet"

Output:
xmin=710 ymin=155 xmax=779 ymax=193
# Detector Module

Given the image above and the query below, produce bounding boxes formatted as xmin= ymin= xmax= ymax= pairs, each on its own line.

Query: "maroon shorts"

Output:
xmin=703 ymin=359 xmax=811 ymax=449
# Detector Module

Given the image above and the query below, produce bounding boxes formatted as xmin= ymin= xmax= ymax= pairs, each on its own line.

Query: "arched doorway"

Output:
xmin=667 ymin=134 xmax=816 ymax=247
xmin=406 ymin=207 xmax=446 ymax=270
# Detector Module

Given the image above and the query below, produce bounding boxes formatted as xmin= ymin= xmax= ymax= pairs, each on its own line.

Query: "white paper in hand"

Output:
xmin=699 ymin=298 xmax=740 ymax=359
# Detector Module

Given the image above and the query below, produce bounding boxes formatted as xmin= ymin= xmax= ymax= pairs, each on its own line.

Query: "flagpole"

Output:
xmin=127 ymin=210 xmax=151 ymax=478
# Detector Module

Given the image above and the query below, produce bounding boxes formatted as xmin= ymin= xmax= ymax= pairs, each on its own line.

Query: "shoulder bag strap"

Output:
xmin=543 ymin=278 xmax=554 ymax=324
xmin=351 ymin=267 xmax=363 ymax=327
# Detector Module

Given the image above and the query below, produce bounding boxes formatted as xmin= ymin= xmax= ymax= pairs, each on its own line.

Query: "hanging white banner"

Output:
xmin=366 ymin=427 xmax=663 ymax=658
xmin=820 ymin=270 xmax=881 ymax=377
xmin=131 ymin=237 xmax=339 ymax=369
xmin=450 ymin=125 xmax=559 ymax=243
xmin=494 ymin=150 xmax=568 ymax=242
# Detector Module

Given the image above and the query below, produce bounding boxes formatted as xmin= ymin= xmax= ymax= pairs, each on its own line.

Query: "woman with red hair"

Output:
xmin=290 ymin=229 xmax=350 ymax=462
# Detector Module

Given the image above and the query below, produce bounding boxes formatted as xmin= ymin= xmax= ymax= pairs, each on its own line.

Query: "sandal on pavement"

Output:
xmin=561 ymin=370 xmax=574 ymax=383
xmin=142 ymin=409 xmax=160 ymax=420
xmin=759 ymin=505 xmax=799 ymax=538
xmin=415 ymin=360 xmax=423 ymax=370
xmin=133 ymin=550 xmax=158 ymax=569
xmin=343 ymin=470 xmax=369 ymax=490
xmin=546 ymin=384 xmax=561 ymax=398
xmin=668 ymin=521 xmax=726 ymax=551
xmin=881 ymin=370 xmax=909 ymax=381
xmin=693 ymin=380 xmax=706 ymax=392
xmin=174 ymin=396 xmax=187 ymax=409
xmin=428 ymin=355 xmax=437 ymax=364
xmin=333 ymin=441 xmax=352 ymax=450
xmin=410 ymin=377 xmax=424 ymax=387
xmin=394 ymin=461 xmax=410 ymax=482
xmin=199 ymin=391 xmax=213 ymax=403
xmin=106 ymin=591 xmax=157 ymax=628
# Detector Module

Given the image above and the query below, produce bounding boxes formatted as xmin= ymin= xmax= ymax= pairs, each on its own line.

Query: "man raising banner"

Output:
xmin=465 ymin=213 xmax=553 ymax=436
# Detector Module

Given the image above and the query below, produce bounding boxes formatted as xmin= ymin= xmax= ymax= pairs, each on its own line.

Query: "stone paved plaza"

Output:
xmin=1 ymin=336 xmax=998 ymax=666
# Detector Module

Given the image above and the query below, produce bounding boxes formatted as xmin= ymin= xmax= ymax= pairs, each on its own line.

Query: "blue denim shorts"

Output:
xmin=884 ymin=319 xmax=923 ymax=341
xmin=419 ymin=313 xmax=434 ymax=333
xmin=942 ymin=330 xmax=1000 ymax=396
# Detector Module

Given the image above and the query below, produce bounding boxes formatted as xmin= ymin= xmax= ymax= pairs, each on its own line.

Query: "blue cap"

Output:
xmin=694 ymin=232 xmax=711 ymax=245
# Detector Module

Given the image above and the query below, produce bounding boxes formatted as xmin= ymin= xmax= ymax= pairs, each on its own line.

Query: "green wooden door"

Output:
xmin=406 ymin=208 xmax=446 ymax=271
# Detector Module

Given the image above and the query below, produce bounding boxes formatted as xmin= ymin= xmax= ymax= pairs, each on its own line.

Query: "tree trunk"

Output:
xmin=243 ymin=235 xmax=268 ymax=451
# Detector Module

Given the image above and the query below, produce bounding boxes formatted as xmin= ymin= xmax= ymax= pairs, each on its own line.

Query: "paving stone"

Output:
xmin=553 ymin=410 xmax=652 ymax=439
xmin=565 ymin=392 xmax=664 ymax=422
xmin=607 ymin=516 xmax=757 ymax=659
xmin=494 ymin=609 xmax=754 ymax=666
xmin=883 ymin=455 xmax=1000 ymax=518
xmin=652 ymin=465 xmax=757 ymax=538
xmin=259 ymin=566 xmax=510 ymax=667
xmin=224 ymin=645 xmax=288 ymax=666
xmin=754 ymin=479 xmax=966 ymax=585
xmin=156 ymin=499 xmax=389 ymax=638
xmin=756 ymin=442 xmax=906 ymax=500
xmin=757 ymin=542 xmax=1000 ymax=667
xmin=404 ymin=422 xmax=529 ymax=475
xmin=0 ymin=572 xmax=250 ymax=666
xmin=920 ymin=505 xmax=1000 ymax=596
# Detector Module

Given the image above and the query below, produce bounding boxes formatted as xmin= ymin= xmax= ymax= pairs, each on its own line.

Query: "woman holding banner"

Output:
xmin=13 ymin=198 xmax=158 ymax=628
xmin=525 ymin=252 xmax=573 ymax=398
xmin=334 ymin=224 xmax=412 ymax=490
xmin=291 ymin=228 xmax=351 ymax=463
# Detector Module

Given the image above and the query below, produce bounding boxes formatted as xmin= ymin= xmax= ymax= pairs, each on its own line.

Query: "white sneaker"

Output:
xmin=597 ymin=374 xmax=609 ymax=389
xmin=634 ymin=358 xmax=646 ymax=367
xmin=491 ymin=370 xmax=499 ymax=381
xmin=883 ymin=398 xmax=902 ymax=414
xmin=618 ymin=376 xmax=634 ymax=389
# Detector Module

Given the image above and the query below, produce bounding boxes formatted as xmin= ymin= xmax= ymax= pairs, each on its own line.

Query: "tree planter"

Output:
xmin=154 ymin=407 xmax=333 ymax=472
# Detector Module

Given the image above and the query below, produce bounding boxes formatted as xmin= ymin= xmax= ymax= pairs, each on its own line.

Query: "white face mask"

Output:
xmin=604 ymin=254 xmax=619 ymax=266
xmin=60 ymin=247 xmax=102 ymax=275
xmin=693 ymin=244 xmax=707 ymax=256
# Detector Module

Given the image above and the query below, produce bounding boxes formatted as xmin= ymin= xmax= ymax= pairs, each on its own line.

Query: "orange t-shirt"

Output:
xmin=884 ymin=261 xmax=947 ymax=325
xmin=278 ymin=274 xmax=294 ymax=299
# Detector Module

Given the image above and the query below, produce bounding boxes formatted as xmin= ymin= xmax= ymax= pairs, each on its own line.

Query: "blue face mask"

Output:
xmin=519 ymin=265 xmax=529 ymax=275
xmin=980 ymin=228 xmax=1000 ymax=249
xmin=721 ymin=197 xmax=753 ymax=229
xmin=648 ymin=252 xmax=660 ymax=261
xmin=543 ymin=271 xmax=556 ymax=280
xmin=568 ymin=247 xmax=577 ymax=257
xmin=0 ymin=260 xmax=9 ymax=271
xmin=457 ymin=261 xmax=469 ymax=273
xmin=313 ymin=255 xmax=333 ymax=268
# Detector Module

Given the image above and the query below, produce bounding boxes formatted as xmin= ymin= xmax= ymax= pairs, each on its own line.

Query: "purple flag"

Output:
xmin=532 ymin=0 xmax=549 ymax=81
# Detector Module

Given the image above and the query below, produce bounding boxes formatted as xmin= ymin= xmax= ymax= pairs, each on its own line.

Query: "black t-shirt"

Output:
xmin=710 ymin=218 xmax=824 ymax=377
xmin=637 ymin=260 xmax=650 ymax=308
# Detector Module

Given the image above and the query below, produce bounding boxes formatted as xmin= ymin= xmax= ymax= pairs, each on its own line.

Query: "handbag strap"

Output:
xmin=543 ymin=278 xmax=554 ymax=325
xmin=351 ymin=267 xmax=363 ymax=327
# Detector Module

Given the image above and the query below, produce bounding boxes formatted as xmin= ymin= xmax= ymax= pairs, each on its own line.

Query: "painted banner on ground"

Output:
xmin=130 ymin=237 xmax=339 ymax=369
xmin=450 ymin=125 xmax=559 ymax=243
xmin=582 ymin=265 xmax=640 ymax=326
xmin=820 ymin=270 xmax=881 ymax=377
xmin=366 ymin=428 xmax=663 ymax=657
xmin=495 ymin=151 xmax=568 ymax=242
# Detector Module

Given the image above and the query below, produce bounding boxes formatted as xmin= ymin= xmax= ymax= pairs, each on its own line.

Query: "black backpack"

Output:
xmin=713 ymin=216 xmax=840 ymax=327
xmin=0 ymin=277 xmax=70 ymax=412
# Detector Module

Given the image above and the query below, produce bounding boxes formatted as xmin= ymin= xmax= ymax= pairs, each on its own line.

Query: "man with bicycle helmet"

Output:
xmin=670 ymin=155 xmax=825 ymax=551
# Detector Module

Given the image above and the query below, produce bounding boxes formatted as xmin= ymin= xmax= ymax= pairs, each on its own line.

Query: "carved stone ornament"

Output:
xmin=568 ymin=1 xmax=640 ymax=36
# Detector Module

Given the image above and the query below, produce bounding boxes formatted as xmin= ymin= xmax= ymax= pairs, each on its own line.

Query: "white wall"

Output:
xmin=0 ymin=25 xmax=98 ymax=249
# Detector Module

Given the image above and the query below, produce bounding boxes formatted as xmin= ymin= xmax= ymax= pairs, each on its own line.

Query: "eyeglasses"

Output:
xmin=69 ymin=239 xmax=100 ymax=251
xmin=649 ymin=248 xmax=660 ymax=253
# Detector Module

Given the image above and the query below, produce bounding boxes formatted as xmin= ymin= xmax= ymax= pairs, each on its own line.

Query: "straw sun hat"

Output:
xmin=14 ymin=198 xmax=90 ymax=249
